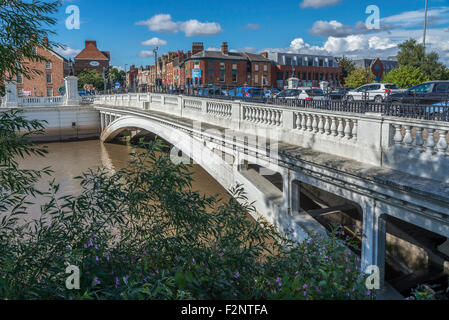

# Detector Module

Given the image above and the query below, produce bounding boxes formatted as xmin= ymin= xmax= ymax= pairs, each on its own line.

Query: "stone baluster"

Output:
xmin=414 ymin=127 xmax=424 ymax=148
xmin=312 ymin=115 xmax=319 ymax=133
xmin=318 ymin=115 xmax=325 ymax=134
xmin=352 ymin=120 xmax=358 ymax=140
xmin=344 ymin=118 xmax=352 ymax=139
xmin=324 ymin=116 xmax=331 ymax=135
xmin=337 ymin=117 xmax=345 ymax=138
xmin=403 ymin=126 xmax=413 ymax=146
xmin=331 ymin=117 xmax=338 ymax=136
xmin=425 ymin=128 xmax=435 ymax=151
xmin=276 ymin=111 xmax=281 ymax=126
xmin=270 ymin=110 xmax=275 ymax=125
xmin=306 ymin=114 xmax=313 ymax=131
xmin=436 ymin=130 xmax=448 ymax=154
xmin=296 ymin=113 xmax=301 ymax=130
xmin=301 ymin=112 xmax=307 ymax=131
xmin=393 ymin=124 xmax=403 ymax=145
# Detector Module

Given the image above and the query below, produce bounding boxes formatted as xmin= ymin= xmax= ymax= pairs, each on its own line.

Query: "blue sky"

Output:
xmin=53 ymin=0 xmax=449 ymax=68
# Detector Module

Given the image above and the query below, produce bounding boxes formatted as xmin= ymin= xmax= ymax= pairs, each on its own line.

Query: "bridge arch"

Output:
xmin=100 ymin=115 xmax=311 ymax=242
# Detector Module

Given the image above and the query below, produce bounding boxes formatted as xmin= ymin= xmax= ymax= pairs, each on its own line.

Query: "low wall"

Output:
xmin=0 ymin=105 xmax=101 ymax=142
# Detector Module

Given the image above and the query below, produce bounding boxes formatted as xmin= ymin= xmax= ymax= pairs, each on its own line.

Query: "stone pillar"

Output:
xmin=64 ymin=76 xmax=81 ymax=106
xmin=4 ymin=81 xmax=19 ymax=108
xmin=361 ymin=199 xmax=386 ymax=287
xmin=100 ymin=113 xmax=105 ymax=131
xmin=231 ymin=100 xmax=241 ymax=130
xmin=282 ymin=169 xmax=300 ymax=216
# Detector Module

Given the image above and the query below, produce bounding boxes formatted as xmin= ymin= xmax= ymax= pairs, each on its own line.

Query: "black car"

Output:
xmin=329 ymin=87 xmax=351 ymax=100
xmin=386 ymin=81 xmax=449 ymax=105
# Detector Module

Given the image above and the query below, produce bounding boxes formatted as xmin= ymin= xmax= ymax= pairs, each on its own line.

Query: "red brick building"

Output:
xmin=9 ymin=38 xmax=70 ymax=97
xmin=74 ymin=40 xmax=110 ymax=75
xmin=184 ymin=42 xmax=272 ymax=88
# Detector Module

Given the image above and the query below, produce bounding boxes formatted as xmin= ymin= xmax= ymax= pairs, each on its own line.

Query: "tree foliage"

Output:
xmin=0 ymin=111 xmax=371 ymax=300
xmin=337 ymin=56 xmax=356 ymax=85
xmin=382 ymin=66 xmax=430 ymax=89
xmin=77 ymin=69 xmax=104 ymax=90
xmin=109 ymin=68 xmax=126 ymax=87
xmin=0 ymin=0 xmax=61 ymax=95
xmin=344 ymin=68 xmax=375 ymax=89
xmin=397 ymin=39 xmax=448 ymax=81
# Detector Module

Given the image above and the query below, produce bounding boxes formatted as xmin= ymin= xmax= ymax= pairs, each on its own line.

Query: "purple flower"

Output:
xmin=303 ymin=284 xmax=308 ymax=289
xmin=345 ymin=268 xmax=351 ymax=274
xmin=105 ymin=253 xmax=110 ymax=262
xmin=218 ymin=252 xmax=224 ymax=258
xmin=234 ymin=271 xmax=240 ymax=279
xmin=95 ymin=256 xmax=99 ymax=262
xmin=83 ymin=243 xmax=87 ymax=249
xmin=192 ymin=258 xmax=195 ymax=263
xmin=303 ymin=291 xmax=307 ymax=296
xmin=93 ymin=277 xmax=100 ymax=285
xmin=114 ymin=277 xmax=120 ymax=288
xmin=88 ymin=238 xmax=93 ymax=247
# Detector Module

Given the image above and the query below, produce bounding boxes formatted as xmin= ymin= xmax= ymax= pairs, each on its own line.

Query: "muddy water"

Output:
xmin=17 ymin=140 xmax=231 ymax=220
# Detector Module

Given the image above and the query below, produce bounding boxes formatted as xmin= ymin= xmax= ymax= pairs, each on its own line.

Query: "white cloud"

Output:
xmin=300 ymin=0 xmax=341 ymax=9
xmin=311 ymin=20 xmax=375 ymax=37
xmin=53 ymin=46 xmax=81 ymax=58
xmin=382 ymin=7 xmax=449 ymax=28
xmin=136 ymin=14 xmax=222 ymax=37
xmin=138 ymin=50 xmax=154 ymax=58
xmin=140 ymin=37 xmax=167 ymax=46
xmin=180 ymin=20 xmax=223 ymax=37
xmin=135 ymin=14 xmax=178 ymax=32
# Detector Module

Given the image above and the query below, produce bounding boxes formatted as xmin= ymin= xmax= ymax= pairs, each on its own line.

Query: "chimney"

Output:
xmin=192 ymin=42 xmax=204 ymax=55
xmin=221 ymin=42 xmax=229 ymax=55
xmin=261 ymin=51 xmax=268 ymax=59
xmin=85 ymin=40 xmax=97 ymax=48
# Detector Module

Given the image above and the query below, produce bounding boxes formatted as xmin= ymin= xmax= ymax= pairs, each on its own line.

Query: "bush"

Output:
xmin=0 ymin=110 xmax=370 ymax=300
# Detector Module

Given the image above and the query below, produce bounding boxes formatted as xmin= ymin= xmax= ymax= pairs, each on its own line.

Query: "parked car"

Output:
xmin=386 ymin=81 xmax=449 ymax=105
xmin=234 ymin=87 xmax=265 ymax=98
xmin=329 ymin=87 xmax=351 ymax=100
xmin=263 ymin=89 xmax=280 ymax=98
xmin=345 ymin=83 xmax=400 ymax=103
xmin=198 ymin=87 xmax=226 ymax=97
xmin=275 ymin=87 xmax=328 ymax=100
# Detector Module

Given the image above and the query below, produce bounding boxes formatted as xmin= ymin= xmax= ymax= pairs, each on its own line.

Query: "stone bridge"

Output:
xmin=94 ymin=93 xmax=449 ymax=287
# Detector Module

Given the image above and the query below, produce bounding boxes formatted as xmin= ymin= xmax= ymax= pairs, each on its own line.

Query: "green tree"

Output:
xmin=77 ymin=69 xmax=104 ymax=90
xmin=344 ymin=68 xmax=375 ymax=89
xmin=396 ymin=39 xmax=448 ymax=80
xmin=0 ymin=0 xmax=61 ymax=95
xmin=109 ymin=68 xmax=126 ymax=87
xmin=382 ymin=66 xmax=430 ymax=89
xmin=337 ymin=56 xmax=355 ymax=85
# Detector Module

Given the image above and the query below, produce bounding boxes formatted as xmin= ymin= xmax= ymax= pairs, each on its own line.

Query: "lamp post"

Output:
xmin=423 ymin=0 xmax=429 ymax=52
xmin=153 ymin=46 xmax=159 ymax=91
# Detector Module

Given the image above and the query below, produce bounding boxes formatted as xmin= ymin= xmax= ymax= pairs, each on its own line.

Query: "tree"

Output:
xmin=396 ymin=39 xmax=448 ymax=80
xmin=109 ymin=68 xmax=126 ymax=87
xmin=0 ymin=0 xmax=61 ymax=95
xmin=344 ymin=68 xmax=375 ymax=88
xmin=337 ymin=56 xmax=355 ymax=85
xmin=77 ymin=69 xmax=104 ymax=90
xmin=382 ymin=66 xmax=430 ymax=89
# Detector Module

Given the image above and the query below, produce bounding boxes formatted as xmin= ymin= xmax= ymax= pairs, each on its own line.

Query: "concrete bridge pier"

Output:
xmin=361 ymin=199 xmax=387 ymax=287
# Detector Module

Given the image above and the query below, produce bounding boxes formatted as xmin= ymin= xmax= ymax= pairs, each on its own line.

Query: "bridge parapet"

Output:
xmin=94 ymin=93 xmax=449 ymax=183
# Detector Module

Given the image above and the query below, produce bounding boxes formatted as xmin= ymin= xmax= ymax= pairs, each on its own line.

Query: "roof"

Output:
xmin=188 ymin=50 xmax=246 ymax=61
xmin=242 ymin=52 xmax=270 ymax=62
xmin=75 ymin=41 xmax=110 ymax=61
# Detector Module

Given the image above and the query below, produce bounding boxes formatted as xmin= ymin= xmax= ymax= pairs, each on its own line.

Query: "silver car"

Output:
xmin=345 ymin=83 xmax=401 ymax=103
xmin=275 ymin=87 xmax=328 ymax=101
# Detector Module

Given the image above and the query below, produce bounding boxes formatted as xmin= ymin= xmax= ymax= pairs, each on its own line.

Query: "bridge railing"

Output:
xmin=94 ymin=93 xmax=449 ymax=183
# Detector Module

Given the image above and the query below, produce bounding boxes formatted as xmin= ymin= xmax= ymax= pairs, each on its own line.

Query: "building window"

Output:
xmin=254 ymin=75 xmax=259 ymax=84
xmin=262 ymin=75 xmax=267 ymax=85
xmin=285 ymin=57 xmax=292 ymax=65
xmin=277 ymin=72 xmax=283 ymax=81
xmin=232 ymin=63 xmax=237 ymax=70
xmin=16 ymin=74 xmax=23 ymax=84
xmin=232 ymin=72 xmax=237 ymax=83
xmin=220 ymin=62 xmax=225 ymax=71
xmin=45 ymin=61 xmax=52 ymax=69
xmin=328 ymin=59 xmax=333 ymax=68
xmin=46 ymin=73 xmax=52 ymax=84
xmin=308 ymin=59 xmax=313 ymax=67
xmin=220 ymin=71 xmax=225 ymax=82
xmin=46 ymin=88 xmax=53 ymax=97
xmin=263 ymin=64 xmax=268 ymax=72
xmin=254 ymin=64 xmax=259 ymax=72
xmin=17 ymin=88 xmax=23 ymax=96
xmin=319 ymin=59 xmax=324 ymax=67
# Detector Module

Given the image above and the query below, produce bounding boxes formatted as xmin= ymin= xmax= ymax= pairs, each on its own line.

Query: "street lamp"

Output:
xmin=153 ymin=46 xmax=159 ymax=91
xmin=423 ymin=0 xmax=429 ymax=52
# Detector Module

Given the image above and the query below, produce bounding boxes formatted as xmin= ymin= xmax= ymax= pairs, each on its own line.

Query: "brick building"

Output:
xmin=184 ymin=42 xmax=272 ymax=88
xmin=267 ymin=52 xmax=342 ymax=88
xmin=9 ymin=37 xmax=71 ymax=97
xmin=74 ymin=40 xmax=110 ymax=75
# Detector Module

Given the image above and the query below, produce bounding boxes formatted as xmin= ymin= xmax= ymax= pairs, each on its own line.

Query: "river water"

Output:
xmin=17 ymin=139 xmax=230 ymax=220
